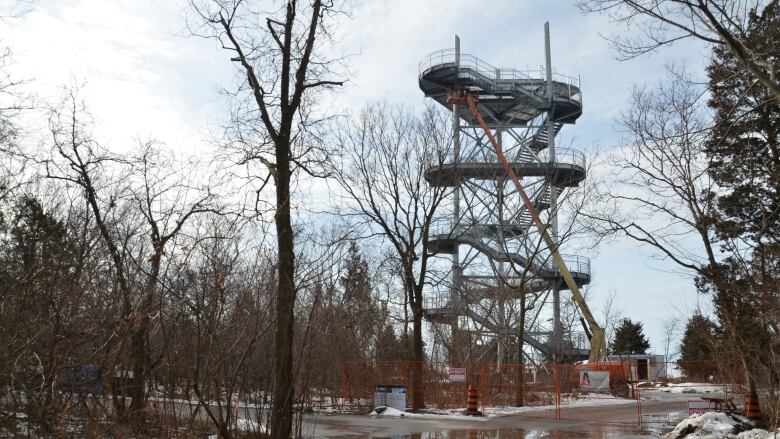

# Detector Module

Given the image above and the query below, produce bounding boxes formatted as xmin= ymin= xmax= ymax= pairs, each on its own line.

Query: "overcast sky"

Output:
xmin=0 ymin=0 xmax=718 ymax=354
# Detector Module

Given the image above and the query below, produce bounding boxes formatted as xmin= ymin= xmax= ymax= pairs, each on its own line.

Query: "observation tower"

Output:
xmin=421 ymin=24 xmax=594 ymax=363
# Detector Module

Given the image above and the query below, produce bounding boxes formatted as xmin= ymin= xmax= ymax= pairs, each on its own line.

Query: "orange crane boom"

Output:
xmin=448 ymin=89 xmax=606 ymax=362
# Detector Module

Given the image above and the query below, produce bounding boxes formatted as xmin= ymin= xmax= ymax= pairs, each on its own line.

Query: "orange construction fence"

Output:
xmin=340 ymin=359 xmax=753 ymax=427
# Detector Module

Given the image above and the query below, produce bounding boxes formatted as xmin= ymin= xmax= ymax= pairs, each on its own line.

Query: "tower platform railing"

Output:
xmin=428 ymin=147 xmax=586 ymax=172
xmin=542 ymin=254 xmax=591 ymax=278
xmin=419 ymin=49 xmax=581 ymax=102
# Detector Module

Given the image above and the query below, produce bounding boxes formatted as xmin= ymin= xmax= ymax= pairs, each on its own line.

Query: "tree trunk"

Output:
xmin=130 ymin=327 xmax=146 ymax=417
xmin=411 ymin=302 xmax=425 ymax=411
xmin=270 ymin=135 xmax=296 ymax=439
xmin=403 ymin=284 xmax=411 ymax=360
xmin=130 ymin=252 xmax=162 ymax=420
xmin=515 ymin=287 xmax=526 ymax=407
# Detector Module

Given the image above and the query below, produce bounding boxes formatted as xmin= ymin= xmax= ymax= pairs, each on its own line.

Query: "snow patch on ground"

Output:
xmin=647 ymin=382 xmax=726 ymax=394
xmin=664 ymin=412 xmax=778 ymax=439
xmin=735 ymin=429 xmax=780 ymax=439
xmin=369 ymin=406 xmax=490 ymax=421
xmin=148 ymin=396 xmax=270 ymax=410
xmin=563 ymin=393 xmax=638 ymax=406
xmin=236 ymin=418 xmax=267 ymax=433
xmin=369 ymin=407 xmax=411 ymax=417
xmin=367 ymin=394 xmax=636 ymax=420
xmin=487 ymin=394 xmax=636 ymax=417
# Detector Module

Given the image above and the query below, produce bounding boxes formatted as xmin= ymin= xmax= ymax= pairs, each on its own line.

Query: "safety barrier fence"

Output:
xmin=341 ymin=359 xmax=758 ymax=428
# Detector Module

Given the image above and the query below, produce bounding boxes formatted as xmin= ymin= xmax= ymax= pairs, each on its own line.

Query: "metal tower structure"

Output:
xmin=421 ymin=24 xmax=593 ymax=363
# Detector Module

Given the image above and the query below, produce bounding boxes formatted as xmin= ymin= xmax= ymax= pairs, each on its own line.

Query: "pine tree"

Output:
xmin=679 ymin=314 xmax=718 ymax=361
xmin=0 ymin=195 xmax=82 ymax=429
xmin=703 ymin=2 xmax=780 ymax=398
xmin=375 ymin=325 xmax=406 ymax=360
xmin=610 ymin=318 xmax=651 ymax=355
xmin=4 ymin=196 xmax=78 ymax=300
xmin=678 ymin=314 xmax=719 ymax=380
xmin=706 ymin=3 xmax=780 ymax=252
xmin=339 ymin=241 xmax=381 ymax=357
xmin=705 ymin=1 xmax=779 ymax=312
xmin=340 ymin=241 xmax=372 ymax=309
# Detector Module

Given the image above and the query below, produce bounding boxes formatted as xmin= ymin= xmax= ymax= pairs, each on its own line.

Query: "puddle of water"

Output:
xmin=643 ymin=410 xmax=685 ymax=422
xmin=363 ymin=424 xmax=653 ymax=439
xmin=402 ymin=430 xmax=584 ymax=438
xmin=638 ymin=410 xmax=685 ymax=438
xmin=308 ymin=413 xmax=666 ymax=438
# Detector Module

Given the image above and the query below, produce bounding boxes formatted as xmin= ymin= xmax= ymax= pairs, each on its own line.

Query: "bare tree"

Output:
xmin=179 ymin=219 xmax=275 ymax=439
xmin=125 ymin=144 xmax=218 ymax=417
xmin=295 ymin=235 xmax=391 ymax=409
xmin=577 ymin=0 xmax=780 ymax=99
xmin=333 ymin=103 xmax=452 ymax=410
xmin=189 ymin=2 xmax=346 ymax=436
xmin=582 ymin=66 xmax=718 ymax=277
xmin=0 ymin=39 xmax=35 ymax=202
xmin=660 ymin=316 xmax=681 ymax=376
xmin=599 ymin=288 xmax=626 ymax=350
xmin=43 ymin=88 xmax=218 ymax=423
xmin=43 ymin=90 xmax=139 ymax=420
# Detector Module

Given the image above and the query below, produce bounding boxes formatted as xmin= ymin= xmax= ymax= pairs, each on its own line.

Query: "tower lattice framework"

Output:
xmin=421 ymin=25 xmax=592 ymax=363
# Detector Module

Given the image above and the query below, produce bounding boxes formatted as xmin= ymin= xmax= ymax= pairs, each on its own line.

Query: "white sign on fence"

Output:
xmin=579 ymin=370 xmax=610 ymax=392
xmin=448 ymin=367 xmax=466 ymax=382
xmin=374 ymin=385 xmax=407 ymax=411
xmin=688 ymin=400 xmax=713 ymax=415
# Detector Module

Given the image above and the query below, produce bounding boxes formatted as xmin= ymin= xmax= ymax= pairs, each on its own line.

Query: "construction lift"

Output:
xmin=446 ymin=89 xmax=606 ymax=363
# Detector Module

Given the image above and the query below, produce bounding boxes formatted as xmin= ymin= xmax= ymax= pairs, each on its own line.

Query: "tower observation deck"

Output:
xmin=419 ymin=49 xmax=583 ymax=124
xmin=420 ymin=27 xmax=594 ymax=363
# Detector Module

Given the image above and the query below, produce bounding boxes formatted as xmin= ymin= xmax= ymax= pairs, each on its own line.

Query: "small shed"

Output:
xmin=604 ymin=354 xmax=667 ymax=381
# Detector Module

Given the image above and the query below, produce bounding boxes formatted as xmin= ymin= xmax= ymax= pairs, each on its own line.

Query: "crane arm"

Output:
xmin=450 ymin=90 xmax=606 ymax=362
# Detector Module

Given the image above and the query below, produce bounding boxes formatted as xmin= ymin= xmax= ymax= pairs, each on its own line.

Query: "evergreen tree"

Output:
xmin=340 ymin=241 xmax=379 ymax=341
xmin=375 ymin=324 xmax=406 ymax=360
xmin=1 ymin=195 xmax=80 ymax=315
xmin=0 ymin=195 xmax=83 ymax=430
xmin=340 ymin=241 xmax=372 ymax=308
xmin=610 ymin=318 xmax=651 ymax=355
xmin=679 ymin=314 xmax=718 ymax=361
xmin=335 ymin=241 xmax=383 ymax=359
xmin=678 ymin=314 xmax=719 ymax=380
xmin=706 ymin=4 xmax=780 ymax=245
xmin=703 ymin=2 xmax=780 ymax=398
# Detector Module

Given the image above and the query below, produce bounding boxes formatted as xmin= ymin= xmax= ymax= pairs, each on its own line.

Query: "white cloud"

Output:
xmin=0 ymin=0 xmax=715 ymax=353
xmin=0 ymin=0 xmax=230 ymax=153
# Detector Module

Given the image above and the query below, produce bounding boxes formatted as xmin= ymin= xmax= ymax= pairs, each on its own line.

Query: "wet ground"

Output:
xmin=301 ymin=400 xmax=686 ymax=438
xmin=303 ymin=415 xmax=657 ymax=438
